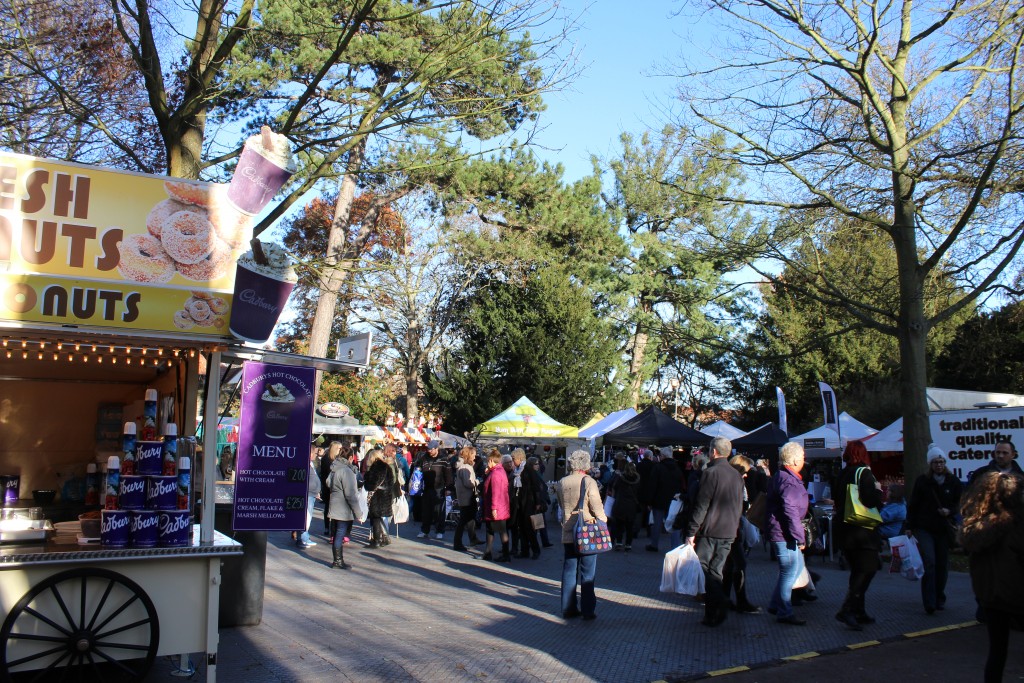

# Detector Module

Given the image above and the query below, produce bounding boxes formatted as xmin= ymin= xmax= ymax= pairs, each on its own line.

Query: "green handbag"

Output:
xmin=844 ymin=467 xmax=883 ymax=528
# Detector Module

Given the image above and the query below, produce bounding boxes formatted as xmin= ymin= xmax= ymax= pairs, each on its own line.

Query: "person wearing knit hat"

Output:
xmin=907 ymin=444 xmax=964 ymax=615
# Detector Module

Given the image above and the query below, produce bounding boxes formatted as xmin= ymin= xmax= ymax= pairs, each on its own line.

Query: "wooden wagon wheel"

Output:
xmin=1 ymin=568 xmax=159 ymax=682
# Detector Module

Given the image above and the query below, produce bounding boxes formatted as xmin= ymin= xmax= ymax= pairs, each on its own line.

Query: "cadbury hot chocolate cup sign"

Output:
xmin=226 ymin=127 xmax=296 ymax=216
xmin=228 ymin=241 xmax=297 ymax=344
xmin=232 ymin=362 xmax=315 ymax=532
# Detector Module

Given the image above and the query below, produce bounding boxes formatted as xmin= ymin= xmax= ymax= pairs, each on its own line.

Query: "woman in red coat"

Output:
xmin=481 ymin=449 xmax=511 ymax=562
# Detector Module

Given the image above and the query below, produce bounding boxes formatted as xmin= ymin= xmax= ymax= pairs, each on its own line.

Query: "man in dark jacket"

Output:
xmin=686 ymin=437 xmax=744 ymax=627
xmin=644 ymin=447 xmax=684 ymax=552
xmin=416 ymin=440 xmax=452 ymax=540
xmin=967 ymin=440 xmax=1023 ymax=487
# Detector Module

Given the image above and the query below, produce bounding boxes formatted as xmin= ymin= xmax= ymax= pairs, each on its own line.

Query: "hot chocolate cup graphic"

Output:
xmin=261 ymin=382 xmax=295 ymax=439
xmin=228 ymin=241 xmax=297 ymax=343
xmin=226 ymin=126 xmax=296 ymax=215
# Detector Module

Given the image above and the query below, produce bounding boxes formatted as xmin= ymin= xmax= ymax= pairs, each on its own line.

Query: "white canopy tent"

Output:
xmin=790 ymin=412 xmax=878 ymax=459
xmin=700 ymin=420 xmax=747 ymax=440
xmin=863 ymin=417 xmax=904 ymax=452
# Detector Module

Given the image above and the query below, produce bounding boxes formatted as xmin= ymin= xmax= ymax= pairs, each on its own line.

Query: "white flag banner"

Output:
xmin=819 ymin=382 xmax=840 ymax=436
xmin=776 ymin=387 xmax=788 ymax=434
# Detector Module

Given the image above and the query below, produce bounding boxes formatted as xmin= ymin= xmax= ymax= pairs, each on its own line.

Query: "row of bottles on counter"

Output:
xmin=102 ymin=421 xmax=191 ymax=511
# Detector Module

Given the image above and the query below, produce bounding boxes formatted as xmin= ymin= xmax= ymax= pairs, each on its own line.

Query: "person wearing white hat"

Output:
xmin=907 ymin=445 xmax=964 ymax=614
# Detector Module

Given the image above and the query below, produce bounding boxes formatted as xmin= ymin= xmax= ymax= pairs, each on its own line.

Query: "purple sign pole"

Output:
xmin=232 ymin=361 xmax=315 ymax=531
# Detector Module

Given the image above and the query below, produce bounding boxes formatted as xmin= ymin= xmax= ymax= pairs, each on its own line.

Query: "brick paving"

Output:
xmin=142 ymin=516 xmax=1011 ymax=683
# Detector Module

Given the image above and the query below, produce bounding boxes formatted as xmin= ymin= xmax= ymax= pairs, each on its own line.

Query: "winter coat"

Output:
xmin=510 ymin=463 xmax=541 ymax=517
xmin=968 ymin=459 xmax=1024 ymax=488
xmin=686 ymin=457 xmax=744 ymax=540
xmin=833 ymin=464 xmax=883 ymax=552
xmin=326 ymin=459 xmax=362 ymax=522
xmin=417 ymin=454 xmax=452 ymax=492
xmin=557 ymin=473 xmax=607 ymax=544
xmin=765 ymin=467 xmax=809 ymax=545
xmin=307 ymin=461 xmax=321 ymax=497
xmin=878 ymin=501 xmax=907 ymax=539
xmin=962 ymin=506 xmax=1024 ymax=614
xmin=609 ymin=471 xmax=641 ymax=521
xmin=454 ymin=461 xmax=478 ymax=506
xmin=482 ymin=464 xmax=510 ymax=522
xmin=908 ymin=473 xmax=963 ymax=537
xmin=643 ymin=458 xmax=685 ymax=512
xmin=319 ymin=454 xmax=334 ymax=501
xmin=363 ymin=460 xmax=397 ymax=519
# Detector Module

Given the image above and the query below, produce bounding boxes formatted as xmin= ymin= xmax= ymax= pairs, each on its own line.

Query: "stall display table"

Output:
xmin=0 ymin=528 xmax=241 ymax=681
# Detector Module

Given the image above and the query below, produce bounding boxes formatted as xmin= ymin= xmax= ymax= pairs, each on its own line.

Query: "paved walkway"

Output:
xmin=144 ymin=517 xmax=1024 ymax=682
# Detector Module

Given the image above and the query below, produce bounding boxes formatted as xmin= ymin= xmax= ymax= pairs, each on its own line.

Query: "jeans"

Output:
xmin=561 ymin=543 xmax=597 ymax=616
xmin=332 ymin=520 xmax=353 ymax=551
xmin=299 ymin=495 xmax=316 ymax=544
xmin=769 ymin=540 xmax=804 ymax=619
xmin=649 ymin=508 xmax=681 ymax=550
xmin=695 ymin=537 xmax=734 ymax=621
xmin=915 ymin=529 xmax=949 ymax=610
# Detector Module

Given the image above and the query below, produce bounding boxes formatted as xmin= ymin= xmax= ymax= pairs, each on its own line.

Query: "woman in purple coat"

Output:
xmin=765 ymin=442 xmax=809 ymax=625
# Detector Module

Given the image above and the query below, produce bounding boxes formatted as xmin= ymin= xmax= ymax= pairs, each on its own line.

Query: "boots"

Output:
xmin=854 ymin=594 xmax=875 ymax=624
xmin=366 ymin=520 xmax=380 ymax=549
xmin=835 ymin=592 xmax=863 ymax=630
xmin=332 ymin=546 xmax=350 ymax=570
xmin=496 ymin=539 xmax=512 ymax=562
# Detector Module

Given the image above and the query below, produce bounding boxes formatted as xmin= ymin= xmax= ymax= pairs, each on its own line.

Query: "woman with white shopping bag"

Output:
xmin=765 ymin=443 xmax=809 ymax=625
xmin=556 ymin=450 xmax=607 ymax=621
xmin=907 ymin=448 xmax=964 ymax=615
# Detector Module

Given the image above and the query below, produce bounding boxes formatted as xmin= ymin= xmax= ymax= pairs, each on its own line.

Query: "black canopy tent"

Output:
xmin=602 ymin=406 xmax=709 ymax=446
xmin=731 ymin=422 xmax=790 ymax=469
xmin=732 ymin=422 xmax=789 ymax=448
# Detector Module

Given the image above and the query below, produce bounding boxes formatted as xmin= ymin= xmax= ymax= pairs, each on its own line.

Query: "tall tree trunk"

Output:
xmin=628 ymin=329 xmax=649 ymax=409
xmin=307 ymin=141 xmax=366 ymax=360
xmin=892 ymin=193 xmax=930 ymax=496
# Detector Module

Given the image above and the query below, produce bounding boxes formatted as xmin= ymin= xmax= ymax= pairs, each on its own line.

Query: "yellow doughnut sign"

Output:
xmin=0 ymin=151 xmax=251 ymax=336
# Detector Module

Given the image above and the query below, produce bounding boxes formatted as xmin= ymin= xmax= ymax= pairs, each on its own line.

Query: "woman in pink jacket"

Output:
xmin=481 ymin=449 xmax=512 ymax=562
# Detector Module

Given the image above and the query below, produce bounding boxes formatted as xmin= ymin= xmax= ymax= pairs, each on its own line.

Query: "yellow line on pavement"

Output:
xmin=707 ymin=666 xmax=752 ymax=676
xmin=782 ymin=651 xmax=820 ymax=661
xmin=905 ymin=621 xmax=979 ymax=638
xmin=847 ymin=640 xmax=881 ymax=649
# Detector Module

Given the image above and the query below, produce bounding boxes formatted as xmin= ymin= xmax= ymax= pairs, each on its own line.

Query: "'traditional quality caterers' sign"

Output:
xmin=232 ymin=361 xmax=315 ymax=531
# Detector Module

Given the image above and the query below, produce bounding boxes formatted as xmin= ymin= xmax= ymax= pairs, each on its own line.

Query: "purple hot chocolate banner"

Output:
xmin=232 ymin=361 xmax=315 ymax=531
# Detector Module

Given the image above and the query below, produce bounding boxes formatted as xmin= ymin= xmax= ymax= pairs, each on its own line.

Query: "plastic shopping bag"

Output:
xmin=660 ymin=544 xmax=706 ymax=596
xmin=604 ymin=495 xmax=615 ymax=518
xmin=392 ymin=494 xmax=410 ymax=524
xmin=355 ymin=487 xmax=369 ymax=523
xmin=408 ymin=468 xmax=423 ymax=496
xmin=664 ymin=497 xmax=683 ymax=532
xmin=888 ymin=534 xmax=925 ymax=580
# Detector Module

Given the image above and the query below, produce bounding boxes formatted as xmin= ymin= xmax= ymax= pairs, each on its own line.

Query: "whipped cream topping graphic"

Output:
xmin=237 ymin=242 xmax=298 ymax=282
xmin=247 ymin=128 xmax=297 ymax=173
xmin=262 ymin=383 xmax=295 ymax=402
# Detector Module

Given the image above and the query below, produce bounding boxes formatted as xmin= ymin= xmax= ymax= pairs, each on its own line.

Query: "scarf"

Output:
xmin=513 ymin=462 xmax=525 ymax=489
xmin=785 ymin=465 xmax=803 ymax=481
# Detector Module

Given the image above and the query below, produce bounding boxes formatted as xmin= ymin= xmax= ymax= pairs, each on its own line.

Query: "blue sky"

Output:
xmin=525 ymin=1 xmax=697 ymax=182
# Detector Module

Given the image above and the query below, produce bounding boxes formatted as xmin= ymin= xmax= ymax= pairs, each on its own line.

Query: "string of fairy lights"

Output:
xmin=1 ymin=336 xmax=197 ymax=366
